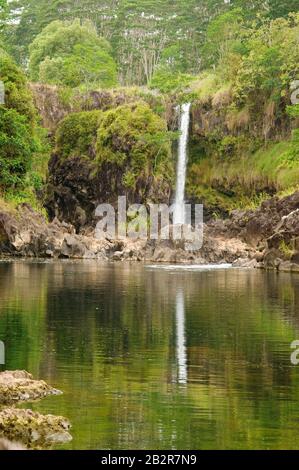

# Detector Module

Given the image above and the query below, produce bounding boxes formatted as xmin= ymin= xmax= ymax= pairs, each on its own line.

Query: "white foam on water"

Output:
xmin=146 ymin=264 xmax=233 ymax=271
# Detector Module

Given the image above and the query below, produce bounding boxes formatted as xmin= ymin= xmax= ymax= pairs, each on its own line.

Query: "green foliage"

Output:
xmin=3 ymin=0 xmax=299 ymax=85
xmin=187 ymin=139 xmax=299 ymax=213
xmin=29 ymin=19 xmax=117 ymax=88
xmin=149 ymin=41 xmax=197 ymax=94
xmin=0 ymin=0 xmax=7 ymax=31
xmin=279 ymin=240 xmax=294 ymax=259
xmin=0 ymin=50 xmax=38 ymax=192
xmin=229 ymin=0 xmax=298 ymax=20
xmin=201 ymin=8 xmax=245 ymax=69
xmin=0 ymin=108 xmax=36 ymax=189
xmin=0 ymin=50 xmax=35 ymax=125
xmin=56 ymin=110 xmax=102 ymax=159
xmin=150 ymin=68 xmax=194 ymax=94
xmin=198 ymin=10 xmax=299 ymax=114
xmin=287 ymin=104 xmax=299 ymax=118
xmin=192 ymin=11 xmax=299 ymax=153
xmin=5 ymin=0 xmax=231 ymax=84
xmin=267 ymin=0 xmax=299 ymax=19
xmin=217 ymin=135 xmax=245 ymax=159
xmin=96 ymin=103 xmax=173 ymax=188
xmin=232 ymin=14 xmax=299 ymax=109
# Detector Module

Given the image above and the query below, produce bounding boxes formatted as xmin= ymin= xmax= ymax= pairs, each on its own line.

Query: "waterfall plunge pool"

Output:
xmin=0 ymin=260 xmax=299 ymax=449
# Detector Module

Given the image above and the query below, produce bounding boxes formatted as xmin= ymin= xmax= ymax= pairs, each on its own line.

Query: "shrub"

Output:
xmin=55 ymin=110 xmax=102 ymax=159
xmin=0 ymin=108 xmax=36 ymax=189
xmin=96 ymin=103 xmax=174 ymax=188
xmin=0 ymin=51 xmax=35 ymax=126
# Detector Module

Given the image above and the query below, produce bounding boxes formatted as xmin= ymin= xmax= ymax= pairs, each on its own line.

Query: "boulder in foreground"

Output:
xmin=0 ymin=370 xmax=62 ymax=405
xmin=0 ymin=408 xmax=72 ymax=448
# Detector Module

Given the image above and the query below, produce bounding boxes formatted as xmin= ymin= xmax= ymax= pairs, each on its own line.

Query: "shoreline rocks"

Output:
xmin=1 ymin=191 xmax=299 ymax=272
xmin=0 ymin=370 xmax=71 ymax=449
xmin=0 ymin=370 xmax=62 ymax=405
xmin=0 ymin=408 xmax=72 ymax=449
xmin=0 ymin=203 xmax=255 ymax=264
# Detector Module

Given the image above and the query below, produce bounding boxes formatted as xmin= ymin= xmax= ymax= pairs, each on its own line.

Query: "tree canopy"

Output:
xmin=3 ymin=1 xmax=299 ymax=86
xmin=29 ymin=19 xmax=117 ymax=88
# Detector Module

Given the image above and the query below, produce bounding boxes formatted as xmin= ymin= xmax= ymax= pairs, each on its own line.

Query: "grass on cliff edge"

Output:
xmin=0 ymin=187 xmax=48 ymax=219
xmin=187 ymin=139 xmax=299 ymax=211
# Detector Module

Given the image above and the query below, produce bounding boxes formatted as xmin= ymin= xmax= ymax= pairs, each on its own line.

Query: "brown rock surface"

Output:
xmin=0 ymin=370 xmax=62 ymax=405
xmin=0 ymin=408 xmax=72 ymax=449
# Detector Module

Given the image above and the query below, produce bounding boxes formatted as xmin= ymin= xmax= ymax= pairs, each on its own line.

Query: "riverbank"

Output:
xmin=1 ymin=191 xmax=299 ymax=272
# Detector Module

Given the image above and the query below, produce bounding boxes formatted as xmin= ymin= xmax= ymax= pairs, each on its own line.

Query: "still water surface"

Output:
xmin=1 ymin=261 xmax=299 ymax=449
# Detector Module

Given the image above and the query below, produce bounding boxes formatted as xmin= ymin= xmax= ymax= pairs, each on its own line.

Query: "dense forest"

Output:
xmin=0 ymin=0 xmax=298 ymax=218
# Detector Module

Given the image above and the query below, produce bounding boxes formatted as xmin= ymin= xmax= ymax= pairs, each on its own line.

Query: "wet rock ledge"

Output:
xmin=0 ymin=370 xmax=72 ymax=449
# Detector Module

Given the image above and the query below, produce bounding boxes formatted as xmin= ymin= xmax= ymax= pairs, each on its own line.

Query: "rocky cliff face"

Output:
xmin=30 ymin=84 xmax=175 ymax=132
xmin=218 ymin=191 xmax=299 ymax=271
xmin=45 ymin=154 xmax=172 ymax=231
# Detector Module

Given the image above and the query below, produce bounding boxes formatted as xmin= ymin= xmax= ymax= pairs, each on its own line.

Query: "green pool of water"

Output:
xmin=0 ymin=260 xmax=299 ymax=450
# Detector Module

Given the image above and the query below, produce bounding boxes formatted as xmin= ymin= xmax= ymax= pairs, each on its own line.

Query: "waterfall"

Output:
xmin=173 ymin=102 xmax=191 ymax=225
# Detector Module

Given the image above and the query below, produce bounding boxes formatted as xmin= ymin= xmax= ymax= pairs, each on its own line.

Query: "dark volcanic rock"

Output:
xmin=227 ymin=192 xmax=299 ymax=245
xmin=45 ymin=154 xmax=172 ymax=231
xmin=224 ymin=192 xmax=299 ymax=270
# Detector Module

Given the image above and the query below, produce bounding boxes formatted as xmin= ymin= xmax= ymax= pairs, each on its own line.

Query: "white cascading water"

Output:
xmin=173 ymin=103 xmax=191 ymax=225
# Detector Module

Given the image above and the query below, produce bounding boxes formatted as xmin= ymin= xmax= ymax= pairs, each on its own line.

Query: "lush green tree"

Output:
xmin=233 ymin=13 xmax=299 ymax=106
xmin=230 ymin=0 xmax=298 ymax=19
xmin=96 ymin=103 xmax=173 ymax=189
xmin=149 ymin=44 xmax=195 ymax=93
xmin=201 ymin=8 xmax=245 ymax=69
xmin=0 ymin=51 xmax=36 ymax=190
xmin=266 ymin=0 xmax=298 ymax=19
xmin=55 ymin=110 xmax=102 ymax=160
xmin=0 ymin=52 xmax=35 ymax=124
xmin=29 ymin=19 xmax=117 ymax=88
xmin=150 ymin=69 xmax=194 ymax=94
xmin=0 ymin=0 xmax=7 ymax=25
xmin=0 ymin=108 xmax=35 ymax=189
xmin=5 ymin=0 xmax=231 ymax=84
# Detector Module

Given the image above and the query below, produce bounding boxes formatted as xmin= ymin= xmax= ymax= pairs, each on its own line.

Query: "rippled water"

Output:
xmin=1 ymin=261 xmax=299 ymax=449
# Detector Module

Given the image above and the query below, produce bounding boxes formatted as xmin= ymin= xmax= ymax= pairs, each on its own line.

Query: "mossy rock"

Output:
xmin=0 ymin=370 xmax=62 ymax=405
xmin=0 ymin=408 xmax=72 ymax=449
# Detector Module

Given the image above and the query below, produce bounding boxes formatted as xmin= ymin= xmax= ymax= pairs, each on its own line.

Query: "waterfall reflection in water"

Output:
xmin=175 ymin=290 xmax=187 ymax=384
